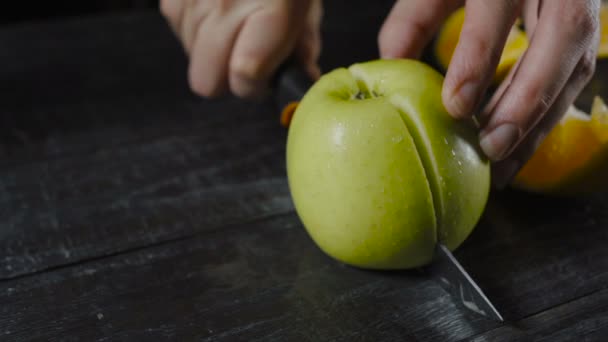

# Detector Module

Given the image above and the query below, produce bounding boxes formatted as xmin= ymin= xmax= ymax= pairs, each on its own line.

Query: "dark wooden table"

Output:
xmin=1 ymin=1 xmax=607 ymax=341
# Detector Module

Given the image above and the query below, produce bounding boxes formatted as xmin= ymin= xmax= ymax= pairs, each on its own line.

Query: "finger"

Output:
xmin=378 ymin=0 xmax=464 ymax=59
xmin=476 ymin=0 xmax=541 ymax=127
xmin=295 ymin=27 xmax=322 ymax=80
xmin=295 ymin=0 xmax=323 ymax=80
xmin=187 ymin=11 xmax=244 ymax=98
xmin=229 ymin=2 xmax=310 ymax=98
xmin=476 ymin=41 xmax=526 ymax=128
xmin=159 ymin=0 xmax=184 ymax=37
xmin=478 ymin=0 xmax=599 ymax=162
xmin=492 ymin=49 xmax=598 ymax=188
xmin=521 ymin=0 xmax=540 ymax=35
xmin=179 ymin=1 xmax=211 ymax=55
xmin=442 ymin=0 xmax=523 ymax=120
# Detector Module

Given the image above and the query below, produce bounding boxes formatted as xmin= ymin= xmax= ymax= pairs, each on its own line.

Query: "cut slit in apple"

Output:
xmin=350 ymin=69 xmax=441 ymax=234
xmin=286 ymin=59 xmax=490 ymax=270
xmin=350 ymin=62 xmax=490 ymax=250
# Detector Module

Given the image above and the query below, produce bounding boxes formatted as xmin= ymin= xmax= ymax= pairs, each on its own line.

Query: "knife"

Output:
xmin=272 ymin=60 xmax=316 ymax=127
xmin=272 ymin=60 xmax=504 ymax=323
xmin=428 ymin=244 xmax=504 ymax=322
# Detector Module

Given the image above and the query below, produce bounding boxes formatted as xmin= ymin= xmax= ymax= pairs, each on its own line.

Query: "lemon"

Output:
xmin=598 ymin=3 xmax=608 ymax=58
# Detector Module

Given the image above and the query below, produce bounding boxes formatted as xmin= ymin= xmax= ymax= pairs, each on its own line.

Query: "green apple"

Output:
xmin=286 ymin=59 xmax=490 ymax=270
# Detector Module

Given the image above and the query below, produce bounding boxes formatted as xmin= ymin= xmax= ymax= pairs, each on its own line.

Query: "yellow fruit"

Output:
xmin=512 ymin=96 xmax=608 ymax=195
xmin=434 ymin=7 xmax=528 ymax=84
xmin=598 ymin=3 xmax=608 ymax=58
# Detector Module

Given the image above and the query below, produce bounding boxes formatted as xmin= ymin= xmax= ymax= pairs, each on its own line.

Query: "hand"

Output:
xmin=160 ymin=0 xmax=323 ymax=99
xmin=378 ymin=0 xmax=601 ymax=188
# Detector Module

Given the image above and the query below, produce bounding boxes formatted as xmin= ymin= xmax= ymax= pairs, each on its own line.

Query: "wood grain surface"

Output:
xmin=1 ymin=1 xmax=607 ymax=341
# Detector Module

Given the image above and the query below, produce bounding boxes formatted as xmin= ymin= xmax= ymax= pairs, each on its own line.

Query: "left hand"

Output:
xmin=378 ymin=0 xmax=601 ymax=188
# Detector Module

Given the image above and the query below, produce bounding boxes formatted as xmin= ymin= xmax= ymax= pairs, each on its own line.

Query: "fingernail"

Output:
xmin=479 ymin=123 xmax=520 ymax=161
xmin=447 ymin=81 xmax=479 ymax=118
xmin=492 ymin=159 xmax=521 ymax=190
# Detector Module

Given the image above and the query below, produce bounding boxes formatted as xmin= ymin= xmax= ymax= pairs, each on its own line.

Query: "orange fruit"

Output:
xmin=436 ymin=3 xmax=608 ymax=64
xmin=280 ymin=101 xmax=299 ymax=127
xmin=434 ymin=7 xmax=528 ymax=84
xmin=434 ymin=4 xmax=608 ymax=196
xmin=512 ymin=96 xmax=608 ymax=195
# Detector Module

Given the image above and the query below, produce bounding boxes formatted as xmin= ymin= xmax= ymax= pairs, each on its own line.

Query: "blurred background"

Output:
xmin=1 ymin=1 xmax=159 ymax=25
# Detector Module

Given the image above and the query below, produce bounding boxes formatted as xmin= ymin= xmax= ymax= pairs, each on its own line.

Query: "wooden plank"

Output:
xmin=469 ymin=287 xmax=608 ymax=341
xmin=0 ymin=13 xmax=296 ymax=277
xmin=0 ymin=213 xmax=498 ymax=342
xmin=0 ymin=10 xmax=296 ymax=280
xmin=0 ymin=1 xmax=396 ymax=278
xmin=453 ymin=189 xmax=608 ymax=322
xmin=0 ymin=115 xmax=293 ymax=278
xmin=0 ymin=2 xmax=607 ymax=339
xmin=3 ymin=190 xmax=607 ymax=341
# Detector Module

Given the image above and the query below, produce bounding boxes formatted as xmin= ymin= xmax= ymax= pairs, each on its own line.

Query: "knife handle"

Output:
xmin=272 ymin=58 xmax=316 ymax=127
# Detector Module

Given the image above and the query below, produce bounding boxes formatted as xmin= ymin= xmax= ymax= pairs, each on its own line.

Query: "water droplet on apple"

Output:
xmin=392 ymin=135 xmax=403 ymax=143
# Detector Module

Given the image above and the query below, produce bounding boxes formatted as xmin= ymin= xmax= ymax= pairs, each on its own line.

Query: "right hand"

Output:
xmin=378 ymin=0 xmax=600 ymax=188
xmin=160 ymin=0 xmax=323 ymax=99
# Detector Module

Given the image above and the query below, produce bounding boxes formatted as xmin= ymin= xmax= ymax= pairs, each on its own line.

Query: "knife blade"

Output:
xmin=273 ymin=61 xmax=504 ymax=323
xmin=428 ymin=243 xmax=504 ymax=322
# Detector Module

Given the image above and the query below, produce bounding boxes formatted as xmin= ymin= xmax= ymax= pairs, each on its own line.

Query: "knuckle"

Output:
xmin=472 ymin=37 xmax=501 ymax=66
xmin=188 ymin=73 xmax=222 ymax=98
xmin=580 ymin=15 xmax=599 ymax=37
xmin=230 ymin=55 xmax=266 ymax=83
xmin=216 ymin=0 xmax=238 ymax=15
xmin=458 ymin=27 xmax=502 ymax=66
xmin=451 ymin=36 xmax=500 ymax=83
xmin=518 ymin=82 xmax=553 ymax=118
xmin=406 ymin=19 xmax=433 ymax=42
xmin=264 ymin=6 xmax=291 ymax=30
xmin=230 ymin=81 xmax=262 ymax=99
xmin=578 ymin=50 xmax=597 ymax=80
xmin=533 ymin=93 xmax=554 ymax=118
xmin=562 ymin=4 xmax=598 ymax=36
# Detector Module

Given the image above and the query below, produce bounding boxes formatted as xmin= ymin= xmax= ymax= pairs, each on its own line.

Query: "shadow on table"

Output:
xmin=454 ymin=186 xmax=608 ymax=323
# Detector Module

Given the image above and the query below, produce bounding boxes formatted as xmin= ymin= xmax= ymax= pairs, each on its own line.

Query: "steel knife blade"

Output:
xmin=273 ymin=61 xmax=504 ymax=323
xmin=427 ymin=243 xmax=504 ymax=322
